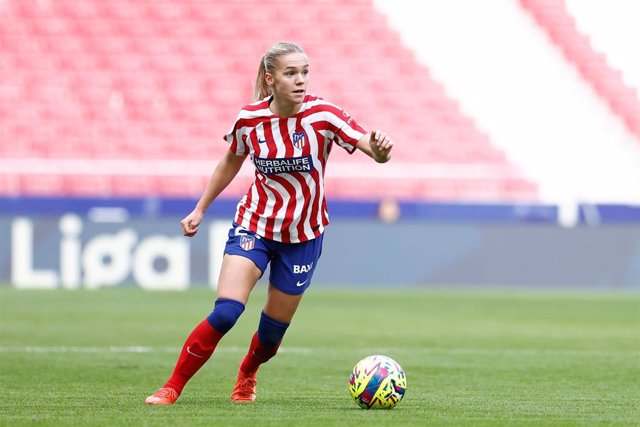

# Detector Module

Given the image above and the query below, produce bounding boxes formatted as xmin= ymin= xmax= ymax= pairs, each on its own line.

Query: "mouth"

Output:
xmin=293 ymin=90 xmax=305 ymax=96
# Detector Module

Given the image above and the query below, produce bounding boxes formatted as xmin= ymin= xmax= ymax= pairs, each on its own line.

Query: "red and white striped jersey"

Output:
xmin=224 ymin=94 xmax=366 ymax=243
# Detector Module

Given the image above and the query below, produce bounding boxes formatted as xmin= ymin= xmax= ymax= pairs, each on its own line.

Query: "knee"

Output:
xmin=258 ymin=312 xmax=290 ymax=347
xmin=206 ymin=298 xmax=245 ymax=334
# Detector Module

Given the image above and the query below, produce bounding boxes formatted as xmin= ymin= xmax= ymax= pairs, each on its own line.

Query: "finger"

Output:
xmin=184 ymin=227 xmax=198 ymax=237
xmin=378 ymin=132 xmax=389 ymax=147
xmin=371 ymin=129 xmax=382 ymax=144
xmin=376 ymin=135 xmax=389 ymax=149
xmin=380 ymin=139 xmax=393 ymax=150
xmin=180 ymin=219 xmax=195 ymax=235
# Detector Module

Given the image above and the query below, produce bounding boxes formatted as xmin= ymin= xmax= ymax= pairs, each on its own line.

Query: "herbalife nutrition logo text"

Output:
xmin=253 ymin=155 xmax=315 ymax=175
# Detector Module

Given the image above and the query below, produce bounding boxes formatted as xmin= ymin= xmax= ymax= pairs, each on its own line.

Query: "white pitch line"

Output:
xmin=0 ymin=346 xmax=313 ymax=354
xmin=0 ymin=346 xmax=633 ymax=357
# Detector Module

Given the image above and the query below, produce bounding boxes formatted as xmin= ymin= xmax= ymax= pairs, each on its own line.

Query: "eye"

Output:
xmin=285 ymin=71 xmax=295 ymax=77
xmin=302 ymin=69 xmax=309 ymax=76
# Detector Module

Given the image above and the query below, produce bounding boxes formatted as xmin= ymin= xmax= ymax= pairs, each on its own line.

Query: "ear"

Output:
xmin=265 ymin=72 xmax=274 ymax=86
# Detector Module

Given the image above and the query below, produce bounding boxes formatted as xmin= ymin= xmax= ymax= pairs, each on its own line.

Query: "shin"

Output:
xmin=164 ymin=298 xmax=245 ymax=394
xmin=240 ymin=311 xmax=290 ymax=375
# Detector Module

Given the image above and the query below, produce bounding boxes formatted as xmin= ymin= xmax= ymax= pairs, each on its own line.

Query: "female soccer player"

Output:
xmin=145 ymin=41 xmax=393 ymax=405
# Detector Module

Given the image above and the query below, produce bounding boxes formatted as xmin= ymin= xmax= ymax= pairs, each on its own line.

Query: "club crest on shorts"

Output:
xmin=239 ymin=235 xmax=255 ymax=251
xmin=292 ymin=131 xmax=306 ymax=149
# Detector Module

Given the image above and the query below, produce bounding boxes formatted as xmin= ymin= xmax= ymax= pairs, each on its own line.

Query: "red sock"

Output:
xmin=239 ymin=331 xmax=281 ymax=375
xmin=164 ymin=319 xmax=224 ymax=394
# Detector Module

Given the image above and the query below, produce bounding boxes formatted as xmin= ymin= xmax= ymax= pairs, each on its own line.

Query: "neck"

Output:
xmin=269 ymin=96 xmax=302 ymax=117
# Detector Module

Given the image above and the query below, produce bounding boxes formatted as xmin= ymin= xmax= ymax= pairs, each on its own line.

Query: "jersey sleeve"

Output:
xmin=223 ymin=113 xmax=249 ymax=156
xmin=328 ymin=106 xmax=367 ymax=154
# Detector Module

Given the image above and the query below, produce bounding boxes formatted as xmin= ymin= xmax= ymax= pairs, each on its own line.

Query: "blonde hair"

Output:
xmin=254 ymin=41 xmax=306 ymax=101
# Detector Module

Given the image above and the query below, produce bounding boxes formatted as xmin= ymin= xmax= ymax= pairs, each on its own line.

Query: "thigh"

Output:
xmin=217 ymin=223 xmax=271 ymax=304
xmin=216 ymin=254 xmax=263 ymax=304
xmin=269 ymin=234 xmax=323 ymax=295
xmin=263 ymin=283 xmax=304 ymax=323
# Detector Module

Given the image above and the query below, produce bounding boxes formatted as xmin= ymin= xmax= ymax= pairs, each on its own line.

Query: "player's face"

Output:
xmin=267 ymin=52 xmax=309 ymax=105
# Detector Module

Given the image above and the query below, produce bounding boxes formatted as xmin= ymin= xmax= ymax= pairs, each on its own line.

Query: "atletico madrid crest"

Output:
xmin=292 ymin=131 xmax=306 ymax=149
xmin=239 ymin=235 xmax=255 ymax=251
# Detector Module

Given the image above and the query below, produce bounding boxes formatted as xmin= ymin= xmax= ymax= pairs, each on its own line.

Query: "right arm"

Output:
xmin=180 ymin=149 xmax=247 ymax=236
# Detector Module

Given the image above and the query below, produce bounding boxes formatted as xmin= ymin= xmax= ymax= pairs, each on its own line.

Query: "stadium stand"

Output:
xmin=520 ymin=0 xmax=640 ymax=138
xmin=0 ymin=0 xmax=538 ymax=201
xmin=375 ymin=0 xmax=640 ymax=206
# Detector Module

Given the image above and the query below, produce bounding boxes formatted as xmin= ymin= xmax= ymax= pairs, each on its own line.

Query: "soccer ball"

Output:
xmin=348 ymin=355 xmax=407 ymax=409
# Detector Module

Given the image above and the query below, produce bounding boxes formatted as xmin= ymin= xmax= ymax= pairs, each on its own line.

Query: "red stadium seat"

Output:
xmin=20 ymin=174 xmax=67 ymax=195
xmin=0 ymin=0 xmax=538 ymax=201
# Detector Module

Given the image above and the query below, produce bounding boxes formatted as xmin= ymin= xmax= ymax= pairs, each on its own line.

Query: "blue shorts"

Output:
xmin=223 ymin=223 xmax=324 ymax=295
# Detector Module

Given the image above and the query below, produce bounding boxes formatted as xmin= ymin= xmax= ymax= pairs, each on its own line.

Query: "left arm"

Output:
xmin=356 ymin=130 xmax=393 ymax=163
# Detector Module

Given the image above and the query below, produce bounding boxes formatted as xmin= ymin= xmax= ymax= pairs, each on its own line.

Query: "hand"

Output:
xmin=369 ymin=130 xmax=393 ymax=162
xmin=180 ymin=209 xmax=204 ymax=237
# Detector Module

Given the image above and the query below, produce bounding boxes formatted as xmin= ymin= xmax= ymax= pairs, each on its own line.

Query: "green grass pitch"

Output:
xmin=0 ymin=287 xmax=638 ymax=426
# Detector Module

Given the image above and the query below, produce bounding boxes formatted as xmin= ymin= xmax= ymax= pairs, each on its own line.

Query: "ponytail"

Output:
xmin=254 ymin=56 xmax=270 ymax=101
xmin=253 ymin=41 xmax=305 ymax=101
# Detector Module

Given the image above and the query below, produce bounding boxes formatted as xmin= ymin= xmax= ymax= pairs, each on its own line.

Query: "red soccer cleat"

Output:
xmin=231 ymin=371 xmax=257 ymax=402
xmin=144 ymin=387 xmax=179 ymax=405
